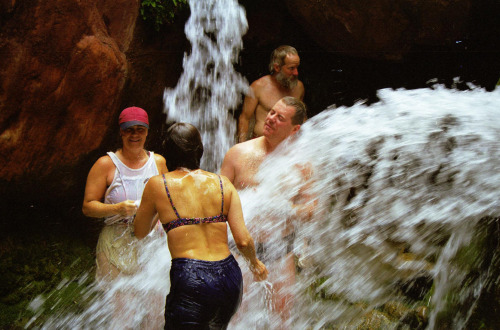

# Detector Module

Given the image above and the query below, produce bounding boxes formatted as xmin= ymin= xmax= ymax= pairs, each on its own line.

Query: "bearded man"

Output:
xmin=237 ymin=45 xmax=305 ymax=142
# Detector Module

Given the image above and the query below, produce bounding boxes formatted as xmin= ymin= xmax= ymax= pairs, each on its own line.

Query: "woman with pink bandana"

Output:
xmin=83 ymin=106 xmax=168 ymax=279
xmin=82 ymin=107 xmax=168 ymax=327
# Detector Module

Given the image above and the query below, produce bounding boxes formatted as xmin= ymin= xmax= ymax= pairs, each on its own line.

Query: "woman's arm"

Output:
xmin=82 ymin=156 xmax=137 ymax=218
xmin=224 ymin=178 xmax=268 ymax=281
xmin=134 ymin=176 xmax=160 ymax=239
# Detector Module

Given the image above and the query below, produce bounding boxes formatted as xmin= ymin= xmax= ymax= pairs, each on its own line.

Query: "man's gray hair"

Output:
xmin=269 ymin=45 xmax=298 ymax=74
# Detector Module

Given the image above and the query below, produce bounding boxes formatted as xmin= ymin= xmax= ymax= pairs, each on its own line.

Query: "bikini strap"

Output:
xmin=163 ymin=174 xmax=181 ymax=219
xmin=218 ymin=175 xmax=224 ymax=215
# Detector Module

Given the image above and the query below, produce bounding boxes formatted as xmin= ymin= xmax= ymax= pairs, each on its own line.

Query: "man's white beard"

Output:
xmin=276 ymin=71 xmax=298 ymax=90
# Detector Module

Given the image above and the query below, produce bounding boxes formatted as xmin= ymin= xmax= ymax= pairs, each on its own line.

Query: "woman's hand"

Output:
xmin=250 ymin=259 xmax=269 ymax=282
xmin=117 ymin=200 xmax=138 ymax=217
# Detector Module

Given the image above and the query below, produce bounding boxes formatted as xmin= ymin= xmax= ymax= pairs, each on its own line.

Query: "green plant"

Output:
xmin=0 ymin=232 xmax=95 ymax=328
xmin=140 ymin=0 xmax=187 ymax=31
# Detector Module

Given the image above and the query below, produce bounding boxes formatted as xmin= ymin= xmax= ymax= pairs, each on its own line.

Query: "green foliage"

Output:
xmin=0 ymin=233 xmax=95 ymax=328
xmin=140 ymin=0 xmax=188 ymax=31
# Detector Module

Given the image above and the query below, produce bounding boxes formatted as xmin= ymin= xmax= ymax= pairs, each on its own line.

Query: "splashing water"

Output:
xmin=234 ymin=85 xmax=500 ymax=329
xmin=28 ymin=231 xmax=170 ymax=329
xmin=163 ymin=0 xmax=248 ymax=172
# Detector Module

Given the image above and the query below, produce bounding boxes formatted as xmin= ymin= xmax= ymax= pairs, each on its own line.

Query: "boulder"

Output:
xmin=0 ymin=1 xmax=134 ymax=180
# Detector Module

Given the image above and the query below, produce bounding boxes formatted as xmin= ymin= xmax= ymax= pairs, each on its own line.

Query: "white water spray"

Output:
xmin=163 ymin=0 xmax=249 ymax=172
xmin=235 ymin=85 xmax=500 ymax=329
xmin=28 ymin=229 xmax=170 ymax=329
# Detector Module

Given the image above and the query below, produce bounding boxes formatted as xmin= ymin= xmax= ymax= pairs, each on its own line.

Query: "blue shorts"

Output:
xmin=164 ymin=254 xmax=243 ymax=329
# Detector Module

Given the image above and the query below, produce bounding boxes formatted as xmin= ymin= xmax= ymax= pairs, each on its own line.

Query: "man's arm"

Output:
xmin=238 ymin=89 xmax=258 ymax=142
xmin=220 ymin=146 xmax=237 ymax=184
xmin=297 ymin=80 xmax=305 ymax=101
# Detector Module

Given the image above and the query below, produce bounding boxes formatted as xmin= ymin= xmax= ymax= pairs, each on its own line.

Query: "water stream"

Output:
xmin=28 ymin=0 xmax=500 ymax=328
xmin=163 ymin=0 xmax=248 ymax=173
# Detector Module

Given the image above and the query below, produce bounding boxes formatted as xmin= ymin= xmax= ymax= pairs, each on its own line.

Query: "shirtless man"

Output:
xmin=222 ymin=96 xmax=307 ymax=328
xmin=237 ymin=45 xmax=305 ymax=142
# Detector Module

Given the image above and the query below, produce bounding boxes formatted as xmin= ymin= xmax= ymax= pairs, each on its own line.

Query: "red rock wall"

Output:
xmin=0 ymin=0 xmax=137 ymax=180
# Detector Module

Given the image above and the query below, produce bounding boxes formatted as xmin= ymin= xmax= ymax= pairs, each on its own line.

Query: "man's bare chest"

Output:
xmin=234 ymin=153 xmax=265 ymax=189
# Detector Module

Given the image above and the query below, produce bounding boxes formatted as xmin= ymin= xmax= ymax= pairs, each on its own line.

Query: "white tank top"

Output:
xmin=103 ymin=151 xmax=159 ymax=225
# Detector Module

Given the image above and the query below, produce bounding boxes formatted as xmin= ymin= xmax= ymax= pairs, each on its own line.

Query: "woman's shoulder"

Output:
xmin=218 ymin=173 xmax=236 ymax=193
xmin=151 ymin=152 xmax=168 ymax=172
xmin=145 ymin=173 xmax=166 ymax=190
xmin=93 ymin=154 xmax=115 ymax=169
xmin=201 ymin=169 xmax=227 ymax=179
xmin=201 ymin=171 xmax=235 ymax=200
xmin=152 ymin=152 xmax=166 ymax=162
xmin=186 ymin=170 xmax=229 ymax=187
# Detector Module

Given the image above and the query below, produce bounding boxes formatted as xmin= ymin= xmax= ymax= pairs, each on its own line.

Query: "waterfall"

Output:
xmin=163 ymin=0 xmax=249 ymax=173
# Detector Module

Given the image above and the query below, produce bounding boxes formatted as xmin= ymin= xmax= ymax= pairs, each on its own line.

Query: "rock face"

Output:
xmin=0 ymin=0 xmax=187 ymax=206
xmin=0 ymin=1 xmax=135 ymax=180
xmin=283 ymin=0 xmax=471 ymax=60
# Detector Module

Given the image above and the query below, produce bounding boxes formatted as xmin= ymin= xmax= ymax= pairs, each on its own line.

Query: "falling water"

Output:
xmin=163 ymin=0 xmax=248 ymax=172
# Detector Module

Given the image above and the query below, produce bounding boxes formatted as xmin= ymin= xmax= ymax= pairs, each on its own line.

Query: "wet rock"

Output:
xmin=0 ymin=1 xmax=133 ymax=181
xmin=383 ymin=300 xmax=410 ymax=319
xmin=415 ymin=305 xmax=429 ymax=323
xmin=399 ymin=309 xmax=427 ymax=329
xmin=397 ymin=272 xmax=433 ymax=301
xmin=382 ymin=301 xmax=428 ymax=329
xmin=356 ymin=310 xmax=392 ymax=329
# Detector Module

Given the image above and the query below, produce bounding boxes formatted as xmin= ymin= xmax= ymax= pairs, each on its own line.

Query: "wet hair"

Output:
xmin=281 ymin=96 xmax=307 ymax=125
xmin=164 ymin=123 xmax=204 ymax=170
xmin=269 ymin=45 xmax=298 ymax=74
